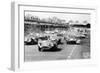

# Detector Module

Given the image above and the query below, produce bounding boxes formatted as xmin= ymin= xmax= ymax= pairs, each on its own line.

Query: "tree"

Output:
xmin=68 ymin=20 xmax=74 ymax=25
xmin=83 ymin=20 xmax=88 ymax=23
xmin=83 ymin=20 xmax=88 ymax=25
xmin=75 ymin=20 xmax=79 ymax=23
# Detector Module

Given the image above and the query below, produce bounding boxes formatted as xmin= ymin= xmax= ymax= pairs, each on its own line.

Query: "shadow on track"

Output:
xmin=42 ymin=47 xmax=62 ymax=52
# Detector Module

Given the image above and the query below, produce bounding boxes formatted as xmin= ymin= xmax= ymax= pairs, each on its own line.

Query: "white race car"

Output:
xmin=38 ymin=37 xmax=57 ymax=51
xmin=66 ymin=37 xmax=81 ymax=44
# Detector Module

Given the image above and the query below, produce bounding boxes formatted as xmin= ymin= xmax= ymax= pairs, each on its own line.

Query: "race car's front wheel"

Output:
xmin=38 ymin=46 xmax=43 ymax=52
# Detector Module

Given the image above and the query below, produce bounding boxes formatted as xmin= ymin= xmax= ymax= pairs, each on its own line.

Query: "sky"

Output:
xmin=25 ymin=11 xmax=90 ymax=24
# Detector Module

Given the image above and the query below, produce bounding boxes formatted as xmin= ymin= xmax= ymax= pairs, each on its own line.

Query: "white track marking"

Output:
xmin=67 ymin=45 xmax=77 ymax=59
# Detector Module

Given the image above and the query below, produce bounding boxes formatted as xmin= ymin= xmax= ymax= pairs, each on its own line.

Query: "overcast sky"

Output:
xmin=25 ymin=11 xmax=90 ymax=23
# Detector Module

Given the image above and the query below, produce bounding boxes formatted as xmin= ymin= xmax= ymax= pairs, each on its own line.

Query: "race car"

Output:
xmin=38 ymin=37 xmax=57 ymax=52
xmin=65 ymin=36 xmax=81 ymax=44
xmin=24 ymin=37 xmax=38 ymax=45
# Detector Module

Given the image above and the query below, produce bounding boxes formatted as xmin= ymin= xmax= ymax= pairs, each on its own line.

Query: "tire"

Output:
xmin=38 ymin=47 xmax=41 ymax=51
xmin=76 ymin=40 xmax=81 ymax=44
xmin=38 ymin=46 xmax=43 ymax=52
xmin=52 ymin=44 xmax=57 ymax=50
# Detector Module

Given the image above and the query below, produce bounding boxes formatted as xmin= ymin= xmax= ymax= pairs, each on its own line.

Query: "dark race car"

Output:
xmin=24 ymin=37 xmax=38 ymax=45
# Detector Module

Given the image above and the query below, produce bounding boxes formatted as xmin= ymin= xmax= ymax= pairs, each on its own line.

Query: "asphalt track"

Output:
xmin=24 ymin=43 xmax=84 ymax=62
